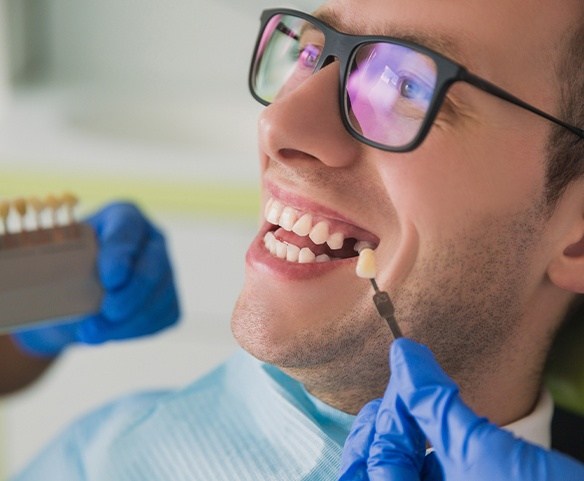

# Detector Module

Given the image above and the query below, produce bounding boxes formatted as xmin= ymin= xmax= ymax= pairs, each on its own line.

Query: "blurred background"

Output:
xmin=0 ymin=0 xmax=317 ymax=476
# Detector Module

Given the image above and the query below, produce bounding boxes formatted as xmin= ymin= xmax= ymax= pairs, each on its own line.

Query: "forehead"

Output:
xmin=316 ymin=0 xmax=575 ymax=98
xmin=314 ymin=4 xmax=470 ymax=67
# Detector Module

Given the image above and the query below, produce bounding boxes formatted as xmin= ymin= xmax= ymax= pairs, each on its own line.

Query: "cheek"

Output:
xmin=377 ymin=136 xmax=546 ymax=240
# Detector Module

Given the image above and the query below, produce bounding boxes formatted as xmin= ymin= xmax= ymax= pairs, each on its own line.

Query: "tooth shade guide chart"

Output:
xmin=0 ymin=193 xmax=102 ymax=331
xmin=0 ymin=192 xmax=79 ymax=236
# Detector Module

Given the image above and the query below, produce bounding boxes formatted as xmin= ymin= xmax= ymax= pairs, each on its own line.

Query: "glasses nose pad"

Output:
xmin=316 ymin=54 xmax=339 ymax=72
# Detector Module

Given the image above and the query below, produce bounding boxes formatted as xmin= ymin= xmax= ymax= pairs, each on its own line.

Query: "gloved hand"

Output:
xmin=12 ymin=202 xmax=180 ymax=357
xmin=339 ymin=338 xmax=584 ymax=481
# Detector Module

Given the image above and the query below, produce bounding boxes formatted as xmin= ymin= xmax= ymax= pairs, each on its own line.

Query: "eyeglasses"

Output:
xmin=249 ymin=8 xmax=584 ymax=153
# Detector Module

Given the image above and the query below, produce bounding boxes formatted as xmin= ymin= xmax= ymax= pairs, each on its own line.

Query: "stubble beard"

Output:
xmin=232 ymin=202 xmax=547 ymax=410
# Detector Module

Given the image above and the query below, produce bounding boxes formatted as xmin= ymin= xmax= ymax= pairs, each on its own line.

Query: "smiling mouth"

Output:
xmin=263 ymin=197 xmax=379 ymax=264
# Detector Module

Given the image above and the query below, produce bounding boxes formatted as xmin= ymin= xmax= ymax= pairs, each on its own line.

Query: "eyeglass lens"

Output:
xmin=251 ymin=13 xmax=440 ymax=149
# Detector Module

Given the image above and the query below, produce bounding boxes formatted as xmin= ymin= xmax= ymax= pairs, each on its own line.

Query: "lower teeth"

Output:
xmin=264 ymin=232 xmax=331 ymax=264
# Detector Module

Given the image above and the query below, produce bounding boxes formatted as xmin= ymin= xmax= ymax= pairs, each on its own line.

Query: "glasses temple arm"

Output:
xmin=275 ymin=22 xmax=300 ymax=41
xmin=462 ymin=71 xmax=584 ymax=140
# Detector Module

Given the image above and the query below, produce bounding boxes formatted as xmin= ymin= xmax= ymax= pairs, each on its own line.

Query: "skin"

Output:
xmin=0 ymin=335 xmax=54 ymax=395
xmin=232 ymin=0 xmax=584 ymax=424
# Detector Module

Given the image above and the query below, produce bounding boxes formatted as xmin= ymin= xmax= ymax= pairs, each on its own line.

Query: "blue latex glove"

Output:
xmin=339 ymin=338 xmax=584 ymax=481
xmin=12 ymin=202 xmax=180 ymax=357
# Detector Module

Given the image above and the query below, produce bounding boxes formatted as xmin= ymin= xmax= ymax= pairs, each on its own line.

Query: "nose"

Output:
xmin=258 ymin=62 xmax=361 ymax=169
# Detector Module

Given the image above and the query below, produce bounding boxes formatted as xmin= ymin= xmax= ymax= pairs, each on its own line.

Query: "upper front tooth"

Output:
xmin=280 ymin=207 xmax=298 ymax=231
xmin=267 ymin=200 xmax=284 ymax=225
xmin=309 ymin=221 xmax=330 ymax=245
xmin=327 ymin=232 xmax=345 ymax=250
xmin=292 ymin=213 xmax=313 ymax=237
xmin=264 ymin=198 xmax=274 ymax=219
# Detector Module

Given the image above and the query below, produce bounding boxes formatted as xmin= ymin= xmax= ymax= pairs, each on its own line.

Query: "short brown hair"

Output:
xmin=545 ymin=15 xmax=584 ymax=205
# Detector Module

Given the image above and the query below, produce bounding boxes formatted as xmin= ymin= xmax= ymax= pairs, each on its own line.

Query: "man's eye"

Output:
xmin=397 ymin=76 xmax=432 ymax=101
xmin=298 ymin=44 xmax=321 ymax=69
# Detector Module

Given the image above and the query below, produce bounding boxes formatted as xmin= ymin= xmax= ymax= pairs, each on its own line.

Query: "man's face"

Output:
xmin=232 ymin=0 xmax=578 ymax=406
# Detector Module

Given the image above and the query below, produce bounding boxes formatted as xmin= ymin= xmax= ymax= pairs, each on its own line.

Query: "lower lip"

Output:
xmin=246 ymin=228 xmax=356 ymax=281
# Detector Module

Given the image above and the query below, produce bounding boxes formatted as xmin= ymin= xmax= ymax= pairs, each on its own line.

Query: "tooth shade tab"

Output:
xmin=355 ymin=240 xmax=376 ymax=254
xmin=356 ymin=248 xmax=377 ymax=279
xmin=13 ymin=198 xmax=27 ymax=217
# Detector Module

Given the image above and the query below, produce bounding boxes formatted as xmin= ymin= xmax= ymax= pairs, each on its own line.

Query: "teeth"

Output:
xmin=280 ymin=207 xmax=298 ymax=231
xmin=263 ymin=197 xmax=374 ymax=265
xmin=292 ymin=213 xmax=313 ymax=237
xmin=276 ymin=241 xmax=287 ymax=259
xmin=309 ymin=221 xmax=330 ymax=245
xmin=266 ymin=200 xmax=284 ymax=225
xmin=327 ymin=232 xmax=345 ymax=250
xmin=264 ymin=232 xmax=276 ymax=254
xmin=264 ymin=198 xmax=274 ymax=218
xmin=263 ymin=231 xmax=318 ymax=264
xmin=298 ymin=247 xmax=316 ymax=264
xmin=286 ymin=244 xmax=300 ymax=262
xmin=264 ymin=231 xmax=275 ymax=244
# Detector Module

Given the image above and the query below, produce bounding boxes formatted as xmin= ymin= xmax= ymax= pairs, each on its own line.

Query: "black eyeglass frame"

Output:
xmin=249 ymin=8 xmax=584 ymax=153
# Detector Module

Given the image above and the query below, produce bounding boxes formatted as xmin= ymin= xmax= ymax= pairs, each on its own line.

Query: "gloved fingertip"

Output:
xmin=338 ymin=466 xmax=369 ymax=481
xmin=100 ymin=294 xmax=128 ymax=323
xmin=11 ymin=331 xmax=64 ymax=358
xmin=390 ymin=338 xmax=431 ymax=365
xmin=368 ymin=465 xmax=421 ymax=481
xmin=346 ymin=399 xmax=382 ymax=444
xmin=77 ymin=317 xmax=107 ymax=345
xmin=166 ymin=304 xmax=181 ymax=330
xmin=390 ymin=338 xmax=441 ymax=384
xmin=98 ymin=254 xmax=132 ymax=290
xmin=388 ymin=338 xmax=462 ymax=419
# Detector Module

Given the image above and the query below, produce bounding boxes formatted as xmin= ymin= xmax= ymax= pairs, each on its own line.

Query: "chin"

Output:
xmin=230 ymin=274 xmax=387 ymax=372
xmin=230 ymin=285 xmax=311 ymax=366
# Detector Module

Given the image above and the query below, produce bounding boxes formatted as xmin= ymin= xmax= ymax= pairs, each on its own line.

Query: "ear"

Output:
xmin=547 ymin=219 xmax=584 ymax=294
xmin=546 ymin=178 xmax=584 ymax=293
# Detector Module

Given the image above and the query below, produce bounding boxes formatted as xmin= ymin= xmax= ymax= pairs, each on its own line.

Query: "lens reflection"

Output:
xmin=346 ymin=42 xmax=438 ymax=147
xmin=253 ymin=15 xmax=324 ymax=102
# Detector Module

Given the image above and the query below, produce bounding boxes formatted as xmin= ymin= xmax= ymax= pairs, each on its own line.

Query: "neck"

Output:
xmin=283 ymin=333 xmax=548 ymax=424
xmin=457 ymin=353 xmax=544 ymax=426
xmin=282 ymin=352 xmax=390 ymax=415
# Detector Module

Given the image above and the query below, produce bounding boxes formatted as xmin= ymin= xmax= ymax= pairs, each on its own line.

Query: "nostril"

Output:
xmin=279 ymin=149 xmax=319 ymax=162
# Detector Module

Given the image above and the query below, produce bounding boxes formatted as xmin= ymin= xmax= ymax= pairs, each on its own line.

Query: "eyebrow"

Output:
xmin=313 ymin=6 xmax=475 ymax=70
